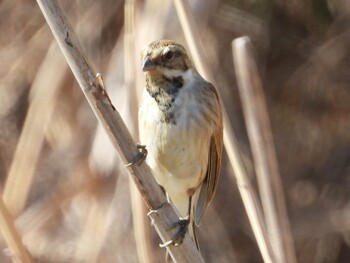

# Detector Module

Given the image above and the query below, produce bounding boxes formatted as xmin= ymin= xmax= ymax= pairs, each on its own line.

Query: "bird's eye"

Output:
xmin=164 ymin=50 xmax=174 ymax=60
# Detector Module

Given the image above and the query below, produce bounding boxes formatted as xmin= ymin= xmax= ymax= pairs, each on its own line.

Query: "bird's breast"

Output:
xmin=139 ymin=86 xmax=214 ymax=182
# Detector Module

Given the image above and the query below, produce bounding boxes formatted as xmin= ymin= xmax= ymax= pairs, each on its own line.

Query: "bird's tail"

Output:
xmin=189 ymin=219 xmax=200 ymax=251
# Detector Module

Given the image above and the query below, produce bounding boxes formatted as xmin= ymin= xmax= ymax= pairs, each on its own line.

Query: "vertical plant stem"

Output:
xmin=125 ymin=2 xmax=153 ymax=262
xmin=173 ymin=0 xmax=213 ymax=81
xmin=232 ymin=37 xmax=297 ymax=263
xmin=0 ymin=196 xmax=32 ymax=263
xmin=74 ymin=197 xmax=107 ymax=262
xmin=223 ymin=121 xmax=276 ymax=263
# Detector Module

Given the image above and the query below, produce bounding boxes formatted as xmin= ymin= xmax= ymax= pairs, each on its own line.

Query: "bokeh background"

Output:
xmin=0 ymin=0 xmax=350 ymax=262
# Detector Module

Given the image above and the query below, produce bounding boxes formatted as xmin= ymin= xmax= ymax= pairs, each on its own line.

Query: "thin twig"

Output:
xmin=232 ymin=37 xmax=297 ymax=263
xmin=223 ymin=121 xmax=276 ymax=263
xmin=173 ymin=0 xmax=213 ymax=81
xmin=73 ymin=197 xmax=107 ymax=262
xmin=35 ymin=0 xmax=204 ymax=262
xmin=124 ymin=1 xmax=153 ymax=262
xmin=0 ymin=196 xmax=32 ymax=263
xmin=173 ymin=0 xmax=276 ymax=262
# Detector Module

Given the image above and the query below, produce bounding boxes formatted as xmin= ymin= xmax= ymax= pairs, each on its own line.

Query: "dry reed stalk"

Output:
xmin=223 ymin=122 xmax=276 ymax=263
xmin=125 ymin=1 xmax=153 ymax=262
xmin=232 ymin=37 xmax=297 ymax=263
xmin=73 ymin=197 xmax=107 ymax=262
xmin=173 ymin=0 xmax=213 ymax=81
xmin=173 ymin=0 xmax=276 ymax=262
xmin=35 ymin=0 xmax=204 ymax=262
xmin=129 ymin=182 xmax=153 ymax=263
xmin=0 ymin=196 xmax=32 ymax=263
xmin=17 ymin=171 xmax=98 ymax=237
xmin=16 ymin=162 xmax=104 ymax=261
xmin=3 ymin=42 xmax=68 ymax=216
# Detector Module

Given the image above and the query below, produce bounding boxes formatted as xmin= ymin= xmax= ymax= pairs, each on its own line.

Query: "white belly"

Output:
xmin=138 ymin=89 xmax=213 ymax=215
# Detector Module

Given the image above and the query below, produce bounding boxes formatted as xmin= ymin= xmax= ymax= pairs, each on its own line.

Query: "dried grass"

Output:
xmin=0 ymin=0 xmax=350 ymax=262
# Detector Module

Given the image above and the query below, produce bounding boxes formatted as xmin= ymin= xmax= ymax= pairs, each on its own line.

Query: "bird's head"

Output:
xmin=141 ymin=40 xmax=192 ymax=79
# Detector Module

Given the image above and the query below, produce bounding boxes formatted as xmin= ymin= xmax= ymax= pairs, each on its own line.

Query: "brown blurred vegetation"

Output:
xmin=0 ymin=0 xmax=349 ymax=262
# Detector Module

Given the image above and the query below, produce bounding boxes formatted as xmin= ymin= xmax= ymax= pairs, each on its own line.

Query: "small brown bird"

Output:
xmin=139 ymin=40 xmax=223 ymax=252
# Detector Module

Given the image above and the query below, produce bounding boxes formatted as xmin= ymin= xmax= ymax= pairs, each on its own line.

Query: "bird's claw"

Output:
xmin=125 ymin=144 xmax=147 ymax=167
xmin=159 ymin=217 xmax=190 ymax=248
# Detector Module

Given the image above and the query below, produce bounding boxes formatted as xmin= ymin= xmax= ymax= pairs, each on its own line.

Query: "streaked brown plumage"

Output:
xmin=139 ymin=40 xmax=223 ymax=254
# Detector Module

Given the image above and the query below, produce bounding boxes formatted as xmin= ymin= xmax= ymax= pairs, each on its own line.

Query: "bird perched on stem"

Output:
xmin=138 ymin=40 xmax=223 ymax=258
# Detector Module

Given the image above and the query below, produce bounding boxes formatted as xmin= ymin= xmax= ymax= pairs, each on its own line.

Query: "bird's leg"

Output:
xmin=125 ymin=144 xmax=148 ymax=167
xmin=159 ymin=196 xmax=192 ymax=248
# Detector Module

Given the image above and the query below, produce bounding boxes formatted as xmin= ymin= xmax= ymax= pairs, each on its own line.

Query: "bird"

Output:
xmin=138 ymin=39 xmax=223 ymax=255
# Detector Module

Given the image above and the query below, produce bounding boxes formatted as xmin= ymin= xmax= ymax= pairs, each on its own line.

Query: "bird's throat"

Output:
xmin=145 ymin=73 xmax=184 ymax=124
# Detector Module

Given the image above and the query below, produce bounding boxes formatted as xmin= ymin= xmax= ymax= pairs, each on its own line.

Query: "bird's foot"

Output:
xmin=125 ymin=144 xmax=147 ymax=167
xmin=159 ymin=216 xmax=190 ymax=248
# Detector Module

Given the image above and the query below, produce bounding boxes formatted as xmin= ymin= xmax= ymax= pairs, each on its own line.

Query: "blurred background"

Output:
xmin=0 ymin=0 xmax=350 ymax=262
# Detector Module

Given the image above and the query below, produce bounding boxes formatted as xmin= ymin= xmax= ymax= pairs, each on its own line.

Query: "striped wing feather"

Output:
xmin=194 ymin=83 xmax=223 ymax=226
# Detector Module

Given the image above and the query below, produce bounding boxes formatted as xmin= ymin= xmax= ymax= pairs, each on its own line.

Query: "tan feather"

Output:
xmin=195 ymin=83 xmax=223 ymax=226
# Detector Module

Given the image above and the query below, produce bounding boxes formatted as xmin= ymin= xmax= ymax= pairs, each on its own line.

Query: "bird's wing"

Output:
xmin=194 ymin=83 xmax=223 ymax=226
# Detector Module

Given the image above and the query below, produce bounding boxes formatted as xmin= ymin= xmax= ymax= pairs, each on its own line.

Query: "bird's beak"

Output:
xmin=142 ymin=57 xmax=158 ymax=72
